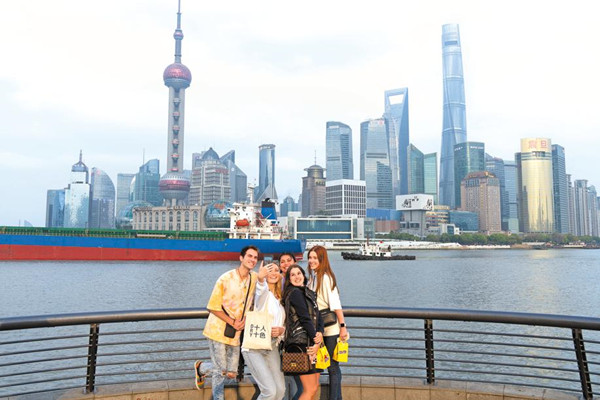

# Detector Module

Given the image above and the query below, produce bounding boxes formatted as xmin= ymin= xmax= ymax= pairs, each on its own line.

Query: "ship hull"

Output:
xmin=0 ymin=235 xmax=304 ymax=261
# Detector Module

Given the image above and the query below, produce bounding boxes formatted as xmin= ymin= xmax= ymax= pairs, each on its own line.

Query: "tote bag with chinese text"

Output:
xmin=243 ymin=301 xmax=272 ymax=350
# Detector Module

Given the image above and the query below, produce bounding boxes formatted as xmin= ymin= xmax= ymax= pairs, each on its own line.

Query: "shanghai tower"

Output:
xmin=439 ymin=24 xmax=467 ymax=208
xmin=159 ymin=1 xmax=192 ymax=206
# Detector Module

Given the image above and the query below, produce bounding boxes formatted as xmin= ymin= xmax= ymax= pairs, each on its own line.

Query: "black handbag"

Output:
xmin=319 ymin=309 xmax=337 ymax=327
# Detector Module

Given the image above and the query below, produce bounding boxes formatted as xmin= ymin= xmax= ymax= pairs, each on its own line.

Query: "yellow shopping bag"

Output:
xmin=316 ymin=344 xmax=331 ymax=369
xmin=333 ymin=339 xmax=348 ymax=362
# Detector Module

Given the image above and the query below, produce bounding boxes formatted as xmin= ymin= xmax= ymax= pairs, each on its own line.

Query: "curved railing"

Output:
xmin=1 ymin=307 xmax=599 ymax=399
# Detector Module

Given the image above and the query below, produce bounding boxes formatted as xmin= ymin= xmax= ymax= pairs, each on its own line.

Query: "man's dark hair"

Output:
xmin=240 ymin=245 xmax=259 ymax=257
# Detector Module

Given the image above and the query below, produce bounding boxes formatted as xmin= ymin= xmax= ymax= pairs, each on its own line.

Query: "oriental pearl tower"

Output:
xmin=159 ymin=0 xmax=192 ymax=206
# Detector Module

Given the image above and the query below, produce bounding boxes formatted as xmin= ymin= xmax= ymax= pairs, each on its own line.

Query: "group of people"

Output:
xmin=197 ymin=245 xmax=349 ymax=400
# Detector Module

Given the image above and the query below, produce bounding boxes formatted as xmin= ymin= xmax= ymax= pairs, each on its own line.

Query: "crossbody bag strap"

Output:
xmin=240 ymin=274 xmax=253 ymax=320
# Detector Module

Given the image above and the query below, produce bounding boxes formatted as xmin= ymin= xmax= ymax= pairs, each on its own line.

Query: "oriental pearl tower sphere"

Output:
xmin=159 ymin=0 xmax=192 ymax=206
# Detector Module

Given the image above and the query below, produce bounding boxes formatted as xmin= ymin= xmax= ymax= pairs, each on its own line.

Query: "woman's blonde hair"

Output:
xmin=268 ymin=270 xmax=282 ymax=300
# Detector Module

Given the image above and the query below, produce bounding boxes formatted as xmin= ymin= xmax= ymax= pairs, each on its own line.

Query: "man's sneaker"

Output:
xmin=194 ymin=360 xmax=205 ymax=389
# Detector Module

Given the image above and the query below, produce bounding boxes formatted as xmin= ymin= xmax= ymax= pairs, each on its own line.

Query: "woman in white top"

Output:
xmin=242 ymin=262 xmax=286 ymax=400
xmin=307 ymin=245 xmax=349 ymax=400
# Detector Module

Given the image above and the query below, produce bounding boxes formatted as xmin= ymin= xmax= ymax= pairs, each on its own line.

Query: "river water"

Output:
xmin=1 ymin=249 xmax=599 ymax=319
xmin=1 ymin=249 xmax=600 ymax=396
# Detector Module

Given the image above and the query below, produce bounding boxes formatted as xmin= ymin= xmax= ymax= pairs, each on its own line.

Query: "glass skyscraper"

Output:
xmin=485 ymin=155 xmax=509 ymax=231
xmin=64 ymin=152 xmax=90 ymax=228
xmin=46 ymin=189 xmax=65 ymax=228
xmin=453 ymin=142 xmax=484 ymax=209
xmin=439 ymin=24 xmax=467 ymax=209
xmin=360 ymin=119 xmax=393 ymax=209
xmin=423 ymin=153 xmax=438 ymax=204
xmin=326 ymin=121 xmax=353 ymax=181
xmin=134 ymin=159 xmax=162 ymax=206
xmin=116 ymin=173 xmax=135 ymax=217
xmin=89 ymin=168 xmax=116 ymax=229
xmin=504 ymin=161 xmax=520 ymax=233
xmin=407 ymin=144 xmax=425 ymax=194
xmin=254 ymin=144 xmax=277 ymax=202
xmin=551 ymin=144 xmax=570 ymax=234
xmin=384 ymin=88 xmax=409 ymax=195
xmin=516 ymin=138 xmax=554 ymax=233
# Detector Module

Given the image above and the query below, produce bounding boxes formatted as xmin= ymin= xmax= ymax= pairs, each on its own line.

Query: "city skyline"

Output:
xmin=1 ymin=1 xmax=599 ymax=226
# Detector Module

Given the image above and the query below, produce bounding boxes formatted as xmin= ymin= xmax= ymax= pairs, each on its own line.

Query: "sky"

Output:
xmin=1 ymin=0 xmax=599 ymax=227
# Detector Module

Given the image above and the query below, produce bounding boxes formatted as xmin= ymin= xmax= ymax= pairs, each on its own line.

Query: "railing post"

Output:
xmin=424 ymin=319 xmax=435 ymax=384
xmin=573 ymin=328 xmax=593 ymax=399
xmin=85 ymin=323 xmax=100 ymax=393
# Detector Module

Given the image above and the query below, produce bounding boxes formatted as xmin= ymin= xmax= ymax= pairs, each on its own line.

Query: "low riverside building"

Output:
xmin=292 ymin=215 xmax=368 ymax=240
xmin=132 ymin=202 xmax=230 ymax=231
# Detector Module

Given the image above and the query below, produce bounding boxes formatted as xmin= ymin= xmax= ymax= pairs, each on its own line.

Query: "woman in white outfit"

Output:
xmin=243 ymin=262 xmax=286 ymax=400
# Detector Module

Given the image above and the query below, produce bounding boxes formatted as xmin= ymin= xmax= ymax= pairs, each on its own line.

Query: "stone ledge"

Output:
xmin=1 ymin=379 xmax=582 ymax=400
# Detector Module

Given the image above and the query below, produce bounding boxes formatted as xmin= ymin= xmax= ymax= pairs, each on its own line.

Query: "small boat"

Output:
xmin=341 ymin=242 xmax=415 ymax=261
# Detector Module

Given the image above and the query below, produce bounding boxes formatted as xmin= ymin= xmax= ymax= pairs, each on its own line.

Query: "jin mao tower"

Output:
xmin=159 ymin=1 xmax=192 ymax=206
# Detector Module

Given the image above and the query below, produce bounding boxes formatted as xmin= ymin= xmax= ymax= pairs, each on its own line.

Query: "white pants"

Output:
xmin=243 ymin=344 xmax=285 ymax=400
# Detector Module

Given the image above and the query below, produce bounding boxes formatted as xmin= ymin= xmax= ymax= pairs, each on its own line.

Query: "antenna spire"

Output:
xmin=174 ymin=0 xmax=183 ymax=63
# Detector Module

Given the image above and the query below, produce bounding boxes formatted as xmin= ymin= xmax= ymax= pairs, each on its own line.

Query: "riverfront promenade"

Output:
xmin=0 ymin=307 xmax=596 ymax=400
xmin=0 ymin=376 xmax=580 ymax=400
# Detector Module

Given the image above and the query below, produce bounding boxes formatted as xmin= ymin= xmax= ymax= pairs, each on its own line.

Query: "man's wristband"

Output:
xmin=340 ymin=323 xmax=346 ymax=328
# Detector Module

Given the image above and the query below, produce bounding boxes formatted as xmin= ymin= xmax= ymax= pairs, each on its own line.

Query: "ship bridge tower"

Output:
xmin=159 ymin=0 xmax=192 ymax=205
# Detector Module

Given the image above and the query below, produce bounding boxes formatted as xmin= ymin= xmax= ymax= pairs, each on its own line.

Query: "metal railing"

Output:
xmin=1 ymin=307 xmax=600 ymax=399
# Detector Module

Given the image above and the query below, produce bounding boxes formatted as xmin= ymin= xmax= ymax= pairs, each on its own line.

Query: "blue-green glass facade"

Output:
xmin=454 ymin=142 xmax=484 ymax=209
xmin=448 ymin=210 xmax=479 ymax=231
xmin=440 ymin=24 xmax=467 ymax=209
xmin=424 ymin=153 xmax=438 ymax=204
xmin=360 ymin=119 xmax=393 ymax=209
xmin=384 ymin=88 xmax=409 ymax=196
xmin=326 ymin=121 xmax=353 ymax=181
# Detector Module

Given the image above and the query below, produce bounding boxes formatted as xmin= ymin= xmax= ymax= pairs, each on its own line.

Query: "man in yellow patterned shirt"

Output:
xmin=201 ymin=245 xmax=264 ymax=400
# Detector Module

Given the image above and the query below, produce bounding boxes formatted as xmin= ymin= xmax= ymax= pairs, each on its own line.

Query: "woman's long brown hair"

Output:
xmin=308 ymin=245 xmax=337 ymax=295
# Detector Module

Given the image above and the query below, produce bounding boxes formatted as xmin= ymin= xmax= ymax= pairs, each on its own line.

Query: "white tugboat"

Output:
xmin=341 ymin=241 xmax=416 ymax=261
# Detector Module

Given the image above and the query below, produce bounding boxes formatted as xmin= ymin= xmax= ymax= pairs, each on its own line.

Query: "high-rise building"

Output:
xmin=485 ymin=155 xmax=509 ymax=231
xmin=573 ymin=180 xmax=590 ymax=236
xmin=133 ymin=159 xmax=162 ymax=206
xmin=588 ymin=186 xmax=599 ymax=237
xmin=424 ymin=153 xmax=438 ymax=204
xmin=504 ymin=161 xmax=519 ymax=232
xmin=189 ymin=148 xmax=230 ymax=205
xmin=116 ymin=173 xmax=135 ymax=217
xmin=407 ymin=144 xmax=424 ymax=194
xmin=439 ymin=24 xmax=467 ymax=209
xmin=89 ymin=168 xmax=116 ymax=229
xmin=301 ymin=164 xmax=326 ymax=217
xmin=383 ymin=88 xmax=409 ymax=195
xmin=46 ymin=189 xmax=65 ymax=228
xmin=220 ymin=150 xmax=248 ymax=203
xmin=551 ymin=145 xmax=570 ymax=234
xmin=325 ymin=179 xmax=367 ymax=217
xmin=255 ymin=144 xmax=278 ymax=202
xmin=460 ymin=171 xmax=502 ymax=233
xmin=280 ymin=195 xmax=298 ymax=217
xmin=159 ymin=3 xmax=192 ymax=206
xmin=516 ymin=138 xmax=554 ymax=233
xmin=326 ymin=121 xmax=353 ymax=181
xmin=63 ymin=151 xmax=90 ymax=228
xmin=360 ymin=119 xmax=393 ymax=209
xmin=567 ymin=175 xmax=576 ymax=235
xmin=453 ymin=142 xmax=484 ymax=209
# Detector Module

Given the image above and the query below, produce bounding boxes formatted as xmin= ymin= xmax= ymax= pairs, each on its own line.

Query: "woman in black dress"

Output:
xmin=281 ymin=264 xmax=324 ymax=400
